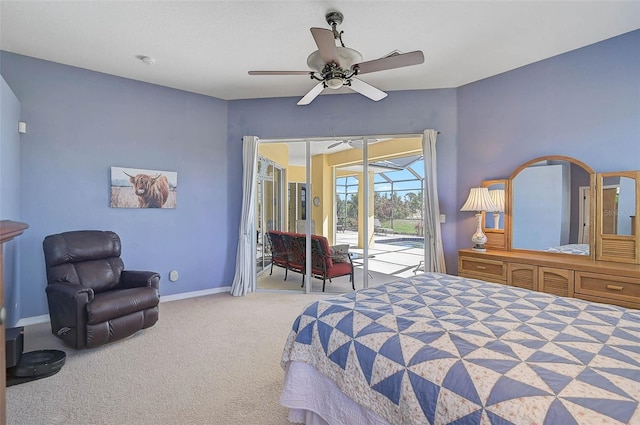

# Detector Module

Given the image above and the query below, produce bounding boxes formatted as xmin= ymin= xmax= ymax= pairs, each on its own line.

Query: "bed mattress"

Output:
xmin=281 ymin=272 xmax=640 ymax=424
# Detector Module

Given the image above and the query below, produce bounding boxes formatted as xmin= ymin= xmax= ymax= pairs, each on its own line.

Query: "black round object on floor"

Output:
xmin=7 ymin=349 xmax=66 ymax=382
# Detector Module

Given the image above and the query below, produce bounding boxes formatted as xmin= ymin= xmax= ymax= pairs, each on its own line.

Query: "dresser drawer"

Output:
xmin=575 ymin=271 xmax=640 ymax=305
xmin=458 ymin=256 xmax=506 ymax=283
xmin=507 ymin=263 xmax=538 ymax=291
xmin=539 ymin=267 xmax=574 ymax=298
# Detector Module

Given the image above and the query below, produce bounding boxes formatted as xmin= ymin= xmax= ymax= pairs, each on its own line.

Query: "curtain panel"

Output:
xmin=422 ymin=129 xmax=447 ymax=273
xmin=230 ymin=136 xmax=259 ymax=296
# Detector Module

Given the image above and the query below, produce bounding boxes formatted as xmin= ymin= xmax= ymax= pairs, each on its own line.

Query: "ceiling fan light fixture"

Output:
xmin=326 ymin=77 xmax=344 ymax=90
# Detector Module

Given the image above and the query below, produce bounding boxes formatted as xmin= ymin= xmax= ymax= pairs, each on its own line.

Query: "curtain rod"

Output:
xmin=255 ymin=131 xmax=440 ymax=144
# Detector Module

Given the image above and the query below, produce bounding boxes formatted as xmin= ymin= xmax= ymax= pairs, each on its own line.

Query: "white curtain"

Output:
xmin=422 ymin=129 xmax=447 ymax=273
xmin=230 ymin=136 xmax=259 ymax=296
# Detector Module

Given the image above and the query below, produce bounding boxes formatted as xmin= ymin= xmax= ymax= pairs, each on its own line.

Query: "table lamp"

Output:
xmin=460 ymin=187 xmax=497 ymax=252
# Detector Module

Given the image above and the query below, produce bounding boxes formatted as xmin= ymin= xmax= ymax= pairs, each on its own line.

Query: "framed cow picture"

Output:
xmin=110 ymin=166 xmax=177 ymax=209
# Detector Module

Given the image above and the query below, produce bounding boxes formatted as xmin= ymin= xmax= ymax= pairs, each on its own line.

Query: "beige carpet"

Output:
xmin=7 ymin=291 xmax=330 ymax=425
xmin=258 ymin=265 xmax=400 ymax=293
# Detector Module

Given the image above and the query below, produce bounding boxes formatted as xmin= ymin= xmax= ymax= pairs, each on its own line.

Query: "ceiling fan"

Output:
xmin=327 ymin=140 xmax=363 ymax=150
xmin=248 ymin=11 xmax=425 ymax=105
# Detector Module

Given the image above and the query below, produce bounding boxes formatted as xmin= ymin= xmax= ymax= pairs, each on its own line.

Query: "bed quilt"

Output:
xmin=281 ymin=272 xmax=640 ymax=425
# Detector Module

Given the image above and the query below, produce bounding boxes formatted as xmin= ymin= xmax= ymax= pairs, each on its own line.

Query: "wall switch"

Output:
xmin=439 ymin=214 xmax=446 ymax=223
xmin=169 ymin=270 xmax=179 ymax=282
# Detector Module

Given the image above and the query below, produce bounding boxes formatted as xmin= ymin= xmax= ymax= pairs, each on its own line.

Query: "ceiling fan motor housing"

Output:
xmin=306 ymin=47 xmax=363 ymax=74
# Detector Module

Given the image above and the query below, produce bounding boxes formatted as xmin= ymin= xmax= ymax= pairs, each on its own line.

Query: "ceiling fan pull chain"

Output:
xmin=335 ymin=29 xmax=345 ymax=47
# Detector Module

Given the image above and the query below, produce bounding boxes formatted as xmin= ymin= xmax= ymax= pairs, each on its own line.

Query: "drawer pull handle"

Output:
xmin=475 ymin=266 xmax=487 ymax=270
xmin=606 ymin=285 xmax=624 ymax=291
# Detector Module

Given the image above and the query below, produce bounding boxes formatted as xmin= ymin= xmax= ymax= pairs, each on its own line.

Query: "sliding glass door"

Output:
xmin=256 ymin=157 xmax=284 ymax=275
xmin=255 ymin=135 xmax=425 ymax=294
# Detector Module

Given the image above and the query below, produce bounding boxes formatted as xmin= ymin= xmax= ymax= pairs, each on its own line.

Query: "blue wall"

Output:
xmin=1 ymin=29 xmax=639 ymax=320
xmin=227 ymin=89 xmax=460 ymax=271
xmin=1 ymin=52 xmax=230 ymax=318
xmin=457 ymin=30 xmax=640 ymax=252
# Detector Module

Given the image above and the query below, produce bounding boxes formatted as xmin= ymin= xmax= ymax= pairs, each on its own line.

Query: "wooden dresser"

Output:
xmin=459 ymin=249 xmax=640 ymax=310
xmin=0 ymin=220 xmax=29 ymax=425
xmin=460 ymin=156 xmax=640 ymax=311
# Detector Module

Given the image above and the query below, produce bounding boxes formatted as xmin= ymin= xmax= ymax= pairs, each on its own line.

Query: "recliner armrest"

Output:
xmin=45 ymin=282 xmax=95 ymax=303
xmin=45 ymin=282 xmax=95 ymax=348
xmin=119 ymin=270 xmax=160 ymax=290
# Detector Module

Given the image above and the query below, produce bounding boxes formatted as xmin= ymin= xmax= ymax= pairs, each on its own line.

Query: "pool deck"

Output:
xmin=335 ymin=231 xmax=424 ymax=278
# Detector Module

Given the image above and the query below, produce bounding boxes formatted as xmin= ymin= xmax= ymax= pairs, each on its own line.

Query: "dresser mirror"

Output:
xmin=596 ymin=171 xmax=640 ymax=264
xmin=509 ymin=155 xmax=595 ymax=258
xmin=600 ymin=175 xmax=636 ymax=236
xmin=481 ymin=179 xmax=508 ymax=250
xmin=482 ymin=180 xmax=506 ymax=230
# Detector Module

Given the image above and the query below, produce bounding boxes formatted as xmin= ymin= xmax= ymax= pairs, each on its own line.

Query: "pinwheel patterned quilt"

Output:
xmin=542 ymin=243 xmax=590 ymax=255
xmin=281 ymin=272 xmax=640 ymax=425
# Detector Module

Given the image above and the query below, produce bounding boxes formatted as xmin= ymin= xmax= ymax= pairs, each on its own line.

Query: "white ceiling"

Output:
xmin=2 ymin=1 xmax=639 ymax=103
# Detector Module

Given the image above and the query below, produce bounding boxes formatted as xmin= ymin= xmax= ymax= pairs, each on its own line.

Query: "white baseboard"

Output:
xmin=159 ymin=286 xmax=231 ymax=302
xmin=13 ymin=286 xmax=232 ymax=328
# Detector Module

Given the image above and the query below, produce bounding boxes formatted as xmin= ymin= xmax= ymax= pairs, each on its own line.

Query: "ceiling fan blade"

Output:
xmin=248 ymin=71 xmax=311 ymax=76
xmin=349 ymin=78 xmax=387 ymax=102
xmin=310 ymin=27 xmax=340 ymax=65
xmin=297 ymin=82 xmax=325 ymax=105
xmin=353 ymin=50 xmax=425 ymax=75
xmin=327 ymin=141 xmax=343 ymax=149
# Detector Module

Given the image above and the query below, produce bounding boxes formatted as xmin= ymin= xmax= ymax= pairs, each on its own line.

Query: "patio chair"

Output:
xmin=308 ymin=235 xmax=354 ymax=292
xmin=267 ymin=231 xmax=289 ymax=279
xmin=374 ymin=218 xmax=394 ymax=235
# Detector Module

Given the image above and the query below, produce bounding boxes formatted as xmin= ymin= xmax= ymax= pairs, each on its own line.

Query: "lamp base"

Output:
xmin=470 ymin=213 xmax=488 ymax=253
xmin=493 ymin=212 xmax=501 ymax=230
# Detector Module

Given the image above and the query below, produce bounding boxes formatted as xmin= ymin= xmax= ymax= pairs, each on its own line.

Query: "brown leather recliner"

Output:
xmin=43 ymin=230 xmax=160 ymax=349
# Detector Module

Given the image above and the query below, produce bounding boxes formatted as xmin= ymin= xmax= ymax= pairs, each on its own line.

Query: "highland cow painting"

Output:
xmin=110 ymin=167 xmax=177 ymax=208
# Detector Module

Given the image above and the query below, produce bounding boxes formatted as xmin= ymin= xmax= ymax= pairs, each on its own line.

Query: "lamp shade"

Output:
xmin=460 ymin=187 xmax=498 ymax=212
xmin=488 ymin=189 xmax=505 ymax=212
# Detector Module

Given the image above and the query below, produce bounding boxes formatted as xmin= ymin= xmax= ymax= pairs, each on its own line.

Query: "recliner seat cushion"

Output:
xmin=87 ymin=286 xmax=159 ymax=325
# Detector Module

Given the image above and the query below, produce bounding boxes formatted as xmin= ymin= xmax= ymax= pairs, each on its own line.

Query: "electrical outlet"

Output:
xmin=169 ymin=270 xmax=179 ymax=282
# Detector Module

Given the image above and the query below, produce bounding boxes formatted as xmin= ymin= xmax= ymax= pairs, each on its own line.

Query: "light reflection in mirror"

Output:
xmin=484 ymin=183 xmax=505 ymax=230
xmin=602 ymin=176 xmax=636 ymax=236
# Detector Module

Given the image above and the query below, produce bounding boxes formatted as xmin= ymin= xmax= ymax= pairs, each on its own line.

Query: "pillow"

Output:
xmin=330 ymin=244 xmax=350 ymax=263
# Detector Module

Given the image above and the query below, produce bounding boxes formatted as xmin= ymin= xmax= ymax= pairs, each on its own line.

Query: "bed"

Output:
xmin=280 ymin=272 xmax=640 ymax=425
xmin=542 ymin=243 xmax=590 ymax=255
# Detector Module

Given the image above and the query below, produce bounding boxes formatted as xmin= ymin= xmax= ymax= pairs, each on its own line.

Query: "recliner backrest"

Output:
xmin=43 ymin=230 xmax=124 ymax=294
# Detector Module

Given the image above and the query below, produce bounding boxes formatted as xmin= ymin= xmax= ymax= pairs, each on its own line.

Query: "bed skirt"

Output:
xmin=281 ymin=361 xmax=390 ymax=425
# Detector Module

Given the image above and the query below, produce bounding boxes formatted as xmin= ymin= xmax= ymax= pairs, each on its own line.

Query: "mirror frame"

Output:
xmin=482 ymin=179 xmax=509 ymax=250
xmin=507 ymin=155 xmax=596 ymax=260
